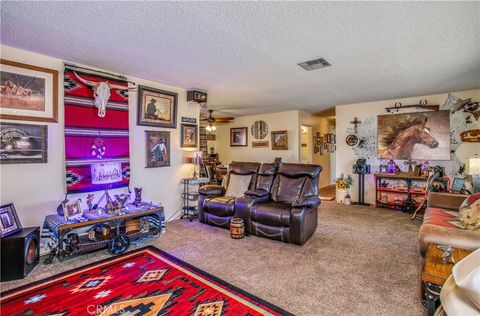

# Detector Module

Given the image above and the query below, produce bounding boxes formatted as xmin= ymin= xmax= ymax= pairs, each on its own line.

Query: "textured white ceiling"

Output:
xmin=1 ymin=2 xmax=479 ymax=116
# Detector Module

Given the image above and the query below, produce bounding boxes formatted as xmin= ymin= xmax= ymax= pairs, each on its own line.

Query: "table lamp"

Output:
xmin=465 ymin=156 xmax=480 ymax=193
xmin=186 ymin=151 xmax=203 ymax=179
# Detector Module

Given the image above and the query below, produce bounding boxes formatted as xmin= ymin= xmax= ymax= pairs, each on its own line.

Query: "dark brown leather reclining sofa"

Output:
xmin=198 ymin=162 xmax=260 ymax=228
xmin=198 ymin=162 xmax=322 ymax=245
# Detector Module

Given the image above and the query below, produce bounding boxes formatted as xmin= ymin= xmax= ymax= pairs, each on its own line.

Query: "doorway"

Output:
xmin=300 ymin=125 xmax=312 ymax=164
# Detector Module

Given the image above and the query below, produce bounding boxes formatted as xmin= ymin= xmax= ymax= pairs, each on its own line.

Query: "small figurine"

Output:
xmin=437 ymin=245 xmax=455 ymax=264
xmin=134 ymin=187 xmax=142 ymax=206
xmin=387 ymin=159 xmax=397 ymax=174
xmin=114 ymin=193 xmax=130 ymax=210
xmin=86 ymin=194 xmax=95 ymax=211
xmin=421 ymin=160 xmax=430 ymax=177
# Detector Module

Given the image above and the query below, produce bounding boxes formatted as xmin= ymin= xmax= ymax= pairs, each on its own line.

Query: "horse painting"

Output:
xmin=377 ymin=111 xmax=450 ymax=160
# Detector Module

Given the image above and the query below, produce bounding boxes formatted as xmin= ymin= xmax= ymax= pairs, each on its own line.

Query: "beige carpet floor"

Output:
xmin=1 ymin=201 xmax=424 ymax=316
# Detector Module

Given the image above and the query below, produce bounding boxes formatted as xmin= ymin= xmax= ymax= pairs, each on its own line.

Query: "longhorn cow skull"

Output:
xmin=73 ymin=72 xmax=130 ymax=117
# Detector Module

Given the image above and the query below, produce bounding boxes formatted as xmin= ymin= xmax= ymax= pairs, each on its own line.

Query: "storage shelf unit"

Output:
xmin=375 ymin=173 xmax=449 ymax=212
xmin=181 ymin=178 xmax=209 ymax=221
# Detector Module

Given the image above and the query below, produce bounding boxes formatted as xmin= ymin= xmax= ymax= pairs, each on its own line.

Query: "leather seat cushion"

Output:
xmin=250 ymin=202 xmax=292 ymax=227
xmin=205 ymin=197 xmax=235 ymax=217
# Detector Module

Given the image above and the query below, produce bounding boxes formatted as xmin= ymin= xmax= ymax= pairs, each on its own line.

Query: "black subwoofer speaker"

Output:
xmin=1 ymin=226 xmax=40 ymax=281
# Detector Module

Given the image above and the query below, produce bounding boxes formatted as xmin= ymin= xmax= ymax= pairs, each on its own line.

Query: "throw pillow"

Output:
xmin=459 ymin=192 xmax=480 ymax=209
xmin=225 ymin=174 xmax=252 ymax=198
xmin=458 ymin=199 xmax=480 ymax=231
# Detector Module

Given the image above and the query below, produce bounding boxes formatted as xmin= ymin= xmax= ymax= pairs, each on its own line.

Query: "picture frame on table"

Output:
xmin=180 ymin=124 xmax=197 ymax=148
xmin=63 ymin=200 xmax=83 ymax=221
xmin=146 ymin=131 xmax=170 ymax=168
xmin=137 ymin=85 xmax=177 ymax=128
xmin=0 ymin=59 xmax=58 ymax=123
xmin=0 ymin=203 xmax=22 ymax=237
xmin=0 ymin=122 xmax=48 ymax=164
xmin=271 ymin=130 xmax=288 ymax=150
xmin=230 ymin=127 xmax=248 ymax=147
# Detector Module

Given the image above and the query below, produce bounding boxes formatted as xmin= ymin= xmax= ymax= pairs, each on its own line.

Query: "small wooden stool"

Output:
xmin=230 ymin=218 xmax=244 ymax=239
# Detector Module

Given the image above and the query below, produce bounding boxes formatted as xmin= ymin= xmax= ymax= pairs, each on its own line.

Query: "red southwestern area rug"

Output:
xmin=0 ymin=246 xmax=291 ymax=316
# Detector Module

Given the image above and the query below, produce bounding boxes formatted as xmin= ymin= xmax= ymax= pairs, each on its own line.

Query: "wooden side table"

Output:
xmin=421 ymin=243 xmax=473 ymax=316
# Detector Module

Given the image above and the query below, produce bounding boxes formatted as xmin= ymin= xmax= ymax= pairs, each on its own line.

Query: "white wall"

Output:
xmin=0 ymin=45 xmax=199 ymax=228
xmin=215 ymin=110 xmax=300 ymax=164
xmin=335 ymin=89 xmax=480 ymax=204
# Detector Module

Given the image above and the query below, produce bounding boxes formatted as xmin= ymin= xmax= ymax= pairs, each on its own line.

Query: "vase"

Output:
xmin=336 ymin=189 xmax=349 ymax=203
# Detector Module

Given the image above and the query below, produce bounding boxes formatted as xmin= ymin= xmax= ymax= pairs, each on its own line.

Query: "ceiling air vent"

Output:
xmin=298 ymin=58 xmax=331 ymax=71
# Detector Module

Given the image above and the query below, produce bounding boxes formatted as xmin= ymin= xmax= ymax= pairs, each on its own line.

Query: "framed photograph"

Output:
xmin=271 ymin=130 xmax=288 ymax=150
xmin=0 ymin=59 xmax=58 ymax=123
xmin=316 ymin=132 xmax=321 ymax=137
xmin=0 ymin=122 xmax=48 ymax=164
xmin=324 ymin=143 xmax=328 ymax=150
xmin=332 ymin=134 xmax=336 ymax=144
xmin=0 ymin=203 xmax=22 ymax=237
xmin=252 ymin=141 xmax=269 ymax=148
xmin=63 ymin=200 xmax=83 ymax=221
xmin=181 ymin=124 xmax=197 ymax=148
xmin=137 ymin=85 xmax=177 ymax=128
xmin=314 ymin=146 xmax=319 ymax=153
xmin=230 ymin=127 xmax=248 ymax=147
xmin=320 ymin=147 xmax=324 ymax=155
xmin=331 ymin=145 xmax=336 ymax=153
xmin=146 ymin=131 xmax=170 ymax=168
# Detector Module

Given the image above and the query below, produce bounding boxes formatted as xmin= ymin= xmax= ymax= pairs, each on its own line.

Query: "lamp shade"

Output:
xmin=465 ymin=157 xmax=480 ymax=175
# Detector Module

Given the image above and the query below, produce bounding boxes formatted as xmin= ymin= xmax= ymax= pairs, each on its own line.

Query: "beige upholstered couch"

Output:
xmin=417 ymin=192 xmax=480 ymax=297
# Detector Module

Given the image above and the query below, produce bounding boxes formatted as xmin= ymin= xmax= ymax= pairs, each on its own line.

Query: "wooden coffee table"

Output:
xmin=421 ymin=243 xmax=473 ymax=316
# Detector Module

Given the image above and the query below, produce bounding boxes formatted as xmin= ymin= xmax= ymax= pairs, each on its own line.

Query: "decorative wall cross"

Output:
xmin=404 ymin=159 xmax=417 ymax=174
xmin=350 ymin=117 xmax=362 ymax=134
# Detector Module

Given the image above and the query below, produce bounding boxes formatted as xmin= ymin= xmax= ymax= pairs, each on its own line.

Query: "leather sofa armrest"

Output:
xmin=292 ymin=195 xmax=321 ymax=208
xmin=245 ymin=189 xmax=270 ymax=198
xmin=198 ymin=185 xmax=225 ymax=197
xmin=427 ymin=192 xmax=467 ymax=210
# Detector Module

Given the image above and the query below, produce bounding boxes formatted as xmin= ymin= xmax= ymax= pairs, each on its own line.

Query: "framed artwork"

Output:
xmin=146 ymin=131 xmax=170 ymax=168
xmin=181 ymin=124 xmax=197 ymax=148
xmin=331 ymin=134 xmax=336 ymax=144
xmin=331 ymin=145 xmax=336 ymax=153
xmin=230 ymin=127 xmax=248 ymax=147
xmin=251 ymin=120 xmax=268 ymax=140
xmin=0 ymin=203 xmax=22 ymax=237
xmin=0 ymin=59 xmax=58 ymax=123
xmin=379 ymin=165 xmax=388 ymax=173
xmin=271 ymin=130 xmax=288 ymax=150
xmin=316 ymin=132 xmax=321 ymax=137
xmin=320 ymin=147 xmax=324 ymax=155
xmin=324 ymin=143 xmax=328 ymax=150
xmin=314 ymin=146 xmax=319 ymax=153
xmin=252 ymin=141 xmax=269 ymax=148
xmin=0 ymin=122 xmax=48 ymax=164
xmin=63 ymin=200 xmax=83 ymax=221
xmin=137 ymin=85 xmax=177 ymax=128
xmin=377 ymin=111 xmax=450 ymax=160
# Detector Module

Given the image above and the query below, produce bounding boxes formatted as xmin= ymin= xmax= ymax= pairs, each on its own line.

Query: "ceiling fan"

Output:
xmin=200 ymin=110 xmax=234 ymax=131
